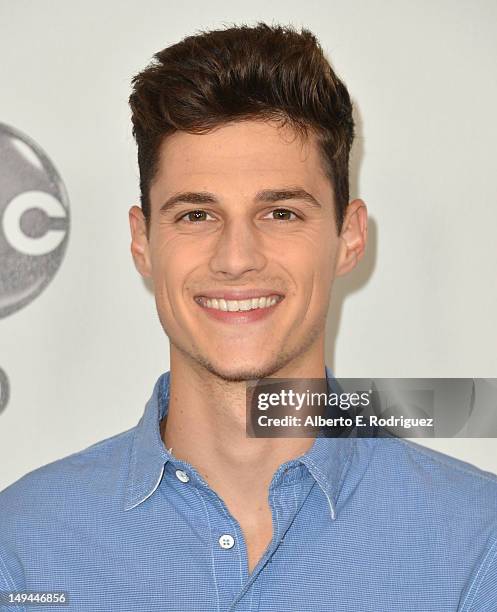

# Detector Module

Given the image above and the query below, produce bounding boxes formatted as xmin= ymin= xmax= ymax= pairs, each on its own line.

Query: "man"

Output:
xmin=1 ymin=22 xmax=496 ymax=612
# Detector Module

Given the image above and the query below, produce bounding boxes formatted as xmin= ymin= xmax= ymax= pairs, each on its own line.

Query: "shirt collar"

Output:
xmin=123 ymin=366 xmax=358 ymax=518
xmin=123 ymin=372 xmax=172 ymax=511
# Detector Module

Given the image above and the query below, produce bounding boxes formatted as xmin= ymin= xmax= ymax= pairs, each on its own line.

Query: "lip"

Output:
xmin=194 ymin=288 xmax=285 ymax=300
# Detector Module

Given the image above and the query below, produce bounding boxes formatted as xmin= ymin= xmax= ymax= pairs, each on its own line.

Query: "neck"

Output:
xmin=160 ymin=347 xmax=326 ymax=516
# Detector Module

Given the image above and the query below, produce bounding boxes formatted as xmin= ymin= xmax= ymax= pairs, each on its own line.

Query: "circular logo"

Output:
xmin=0 ymin=123 xmax=70 ymax=318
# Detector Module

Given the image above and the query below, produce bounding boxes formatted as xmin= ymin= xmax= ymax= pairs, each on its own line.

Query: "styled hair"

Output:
xmin=129 ymin=22 xmax=355 ymax=234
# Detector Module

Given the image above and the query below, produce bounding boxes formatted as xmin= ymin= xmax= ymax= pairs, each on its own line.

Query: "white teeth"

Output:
xmin=199 ymin=295 xmax=281 ymax=312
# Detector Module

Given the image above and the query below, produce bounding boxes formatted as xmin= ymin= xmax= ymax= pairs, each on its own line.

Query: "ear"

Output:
xmin=335 ymin=199 xmax=368 ymax=277
xmin=128 ymin=205 xmax=152 ymax=278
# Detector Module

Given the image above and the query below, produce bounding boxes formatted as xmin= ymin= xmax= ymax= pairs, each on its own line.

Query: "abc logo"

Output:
xmin=0 ymin=123 xmax=70 ymax=319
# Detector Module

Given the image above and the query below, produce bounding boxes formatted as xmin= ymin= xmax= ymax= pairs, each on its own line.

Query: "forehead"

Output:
xmin=150 ymin=119 xmax=331 ymax=197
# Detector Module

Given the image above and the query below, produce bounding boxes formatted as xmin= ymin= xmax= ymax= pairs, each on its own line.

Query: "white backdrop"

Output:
xmin=1 ymin=0 xmax=496 ymax=491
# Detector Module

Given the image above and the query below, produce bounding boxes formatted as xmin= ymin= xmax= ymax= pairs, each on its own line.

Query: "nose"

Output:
xmin=208 ymin=217 xmax=267 ymax=279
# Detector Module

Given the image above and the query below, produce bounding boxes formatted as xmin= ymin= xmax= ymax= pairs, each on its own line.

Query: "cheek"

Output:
xmin=320 ymin=249 xmax=337 ymax=283
xmin=151 ymin=237 xmax=198 ymax=283
xmin=149 ymin=252 xmax=181 ymax=306
xmin=284 ymin=241 xmax=335 ymax=286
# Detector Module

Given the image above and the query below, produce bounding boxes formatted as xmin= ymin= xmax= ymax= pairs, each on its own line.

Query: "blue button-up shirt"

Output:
xmin=1 ymin=367 xmax=497 ymax=611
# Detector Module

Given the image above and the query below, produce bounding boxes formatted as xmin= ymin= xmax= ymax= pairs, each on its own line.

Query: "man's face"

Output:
xmin=129 ymin=119 xmax=366 ymax=381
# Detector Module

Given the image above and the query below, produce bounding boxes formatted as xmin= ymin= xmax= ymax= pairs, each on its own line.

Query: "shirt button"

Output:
xmin=175 ymin=469 xmax=190 ymax=483
xmin=218 ymin=534 xmax=235 ymax=549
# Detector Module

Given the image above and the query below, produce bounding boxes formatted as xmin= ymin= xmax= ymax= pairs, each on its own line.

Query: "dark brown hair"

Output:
xmin=129 ymin=22 xmax=354 ymax=234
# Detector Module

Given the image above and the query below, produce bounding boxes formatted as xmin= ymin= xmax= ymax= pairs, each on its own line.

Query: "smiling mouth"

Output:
xmin=194 ymin=295 xmax=284 ymax=312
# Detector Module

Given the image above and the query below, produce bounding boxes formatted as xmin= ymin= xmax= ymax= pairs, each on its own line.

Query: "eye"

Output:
xmin=177 ymin=210 xmax=216 ymax=223
xmin=264 ymin=208 xmax=300 ymax=221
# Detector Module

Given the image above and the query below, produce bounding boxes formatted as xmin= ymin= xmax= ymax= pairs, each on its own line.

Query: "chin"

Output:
xmin=208 ymin=363 xmax=272 ymax=383
xmin=197 ymin=354 xmax=286 ymax=383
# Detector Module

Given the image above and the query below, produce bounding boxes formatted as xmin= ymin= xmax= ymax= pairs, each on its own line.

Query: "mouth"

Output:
xmin=194 ymin=294 xmax=284 ymax=312
xmin=193 ymin=293 xmax=285 ymax=324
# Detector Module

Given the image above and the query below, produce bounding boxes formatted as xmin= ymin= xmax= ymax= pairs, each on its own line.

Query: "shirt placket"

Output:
xmin=196 ymin=482 xmax=249 ymax=610
xmin=167 ymin=458 xmax=254 ymax=611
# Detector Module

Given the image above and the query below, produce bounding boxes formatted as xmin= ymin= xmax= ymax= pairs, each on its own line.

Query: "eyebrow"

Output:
xmin=159 ymin=187 xmax=322 ymax=214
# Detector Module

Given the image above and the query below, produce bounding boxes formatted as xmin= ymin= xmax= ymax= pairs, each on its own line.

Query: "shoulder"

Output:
xmin=0 ymin=426 xmax=136 ymax=521
xmin=364 ymin=437 xmax=497 ymax=609
xmin=369 ymin=436 xmax=497 ymax=516
xmin=380 ymin=436 xmax=497 ymax=485
xmin=0 ymin=427 xmax=137 ymax=597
